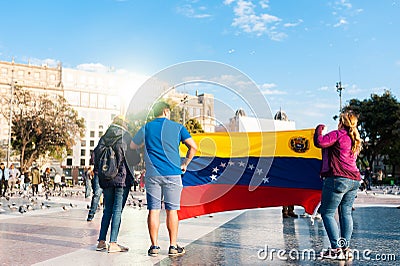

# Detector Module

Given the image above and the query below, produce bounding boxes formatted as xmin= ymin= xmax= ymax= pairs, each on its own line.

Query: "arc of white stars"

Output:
xmin=228 ymin=161 xmax=235 ymax=166
xmin=248 ymin=164 xmax=254 ymax=170
xmin=238 ymin=161 xmax=245 ymax=167
xmin=212 ymin=166 xmax=219 ymax=173
xmin=262 ymin=177 xmax=270 ymax=183
xmin=210 ymin=174 xmax=217 ymax=181
xmin=220 ymin=162 xmax=226 ymax=168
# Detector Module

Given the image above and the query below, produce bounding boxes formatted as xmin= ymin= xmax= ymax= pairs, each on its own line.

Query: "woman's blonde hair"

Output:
xmin=340 ymin=111 xmax=362 ymax=154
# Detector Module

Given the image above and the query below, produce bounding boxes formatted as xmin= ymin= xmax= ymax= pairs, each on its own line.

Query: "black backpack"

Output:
xmin=95 ymin=138 xmax=120 ymax=181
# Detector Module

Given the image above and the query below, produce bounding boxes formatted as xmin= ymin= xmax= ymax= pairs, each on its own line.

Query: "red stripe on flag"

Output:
xmin=178 ymin=184 xmax=321 ymax=220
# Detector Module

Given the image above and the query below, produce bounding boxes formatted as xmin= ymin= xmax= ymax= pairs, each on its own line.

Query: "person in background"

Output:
xmin=84 ymin=166 xmax=93 ymax=198
xmin=314 ymin=111 xmax=362 ymax=260
xmin=87 ymin=151 xmax=103 ymax=222
xmin=282 ymin=206 xmax=298 ymax=218
xmin=364 ymin=167 xmax=372 ymax=190
xmin=377 ymin=169 xmax=383 ymax=186
xmin=8 ymin=164 xmax=21 ymax=193
xmin=0 ymin=163 xmax=9 ymax=197
xmin=42 ymin=168 xmax=51 ymax=193
xmin=54 ymin=172 xmax=62 ymax=191
xmin=31 ymin=166 xmax=41 ymax=196
xmin=23 ymin=171 xmax=31 ymax=192
xmin=131 ymin=101 xmax=197 ymax=257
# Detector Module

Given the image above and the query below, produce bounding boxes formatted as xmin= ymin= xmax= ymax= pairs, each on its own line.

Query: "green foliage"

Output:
xmin=347 ymin=90 xmax=400 ymax=170
xmin=2 ymin=87 xmax=85 ymax=171
xmin=185 ymin=118 xmax=204 ymax=134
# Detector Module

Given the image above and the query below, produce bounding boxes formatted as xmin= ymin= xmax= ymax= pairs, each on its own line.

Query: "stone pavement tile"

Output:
xmin=1 ymin=189 xmax=399 ymax=265
xmin=157 ymin=206 xmax=400 ymax=266
xmin=32 ymin=208 xmax=245 ymax=266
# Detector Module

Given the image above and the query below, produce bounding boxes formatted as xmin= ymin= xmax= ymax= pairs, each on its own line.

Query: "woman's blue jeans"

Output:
xmin=98 ymin=186 xmax=130 ymax=243
xmin=320 ymin=176 xmax=359 ymax=249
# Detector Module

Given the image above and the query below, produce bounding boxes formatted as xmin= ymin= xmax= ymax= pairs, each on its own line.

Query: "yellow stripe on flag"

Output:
xmin=180 ymin=129 xmax=321 ymax=159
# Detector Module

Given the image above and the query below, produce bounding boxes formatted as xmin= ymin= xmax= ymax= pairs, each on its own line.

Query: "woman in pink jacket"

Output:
xmin=314 ymin=111 xmax=362 ymax=260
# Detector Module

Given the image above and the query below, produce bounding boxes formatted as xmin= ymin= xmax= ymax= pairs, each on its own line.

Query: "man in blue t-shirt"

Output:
xmin=131 ymin=101 xmax=197 ymax=257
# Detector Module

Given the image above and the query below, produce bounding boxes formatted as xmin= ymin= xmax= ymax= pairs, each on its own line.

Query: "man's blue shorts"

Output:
xmin=145 ymin=175 xmax=183 ymax=210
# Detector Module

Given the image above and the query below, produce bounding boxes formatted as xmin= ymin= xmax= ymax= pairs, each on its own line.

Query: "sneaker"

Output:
xmin=87 ymin=215 xmax=94 ymax=222
xmin=96 ymin=241 xmax=107 ymax=251
xmin=320 ymin=248 xmax=345 ymax=260
xmin=342 ymin=247 xmax=353 ymax=259
xmin=147 ymin=245 xmax=160 ymax=257
xmin=108 ymin=243 xmax=129 ymax=253
xmin=168 ymin=245 xmax=186 ymax=257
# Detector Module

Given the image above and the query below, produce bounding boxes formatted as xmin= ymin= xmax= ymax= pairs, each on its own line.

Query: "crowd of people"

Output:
xmin=0 ymin=163 xmax=68 ymax=198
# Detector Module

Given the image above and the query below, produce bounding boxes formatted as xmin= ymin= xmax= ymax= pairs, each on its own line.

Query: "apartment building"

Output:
xmin=0 ymin=60 xmax=122 ymax=168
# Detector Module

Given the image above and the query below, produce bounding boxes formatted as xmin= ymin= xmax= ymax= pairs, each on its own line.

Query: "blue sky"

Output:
xmin=1 ymin=0 xmax=399 ymax=130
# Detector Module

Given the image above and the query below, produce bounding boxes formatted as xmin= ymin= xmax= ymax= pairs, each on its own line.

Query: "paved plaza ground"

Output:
xmin=0 ymin=187 xmax=399 ymax=266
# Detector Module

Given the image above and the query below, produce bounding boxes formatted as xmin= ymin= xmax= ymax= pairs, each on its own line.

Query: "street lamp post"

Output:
xmin=336 ymin=81 xmax=344 ymax=111
xmin=181 ymin=95 xmax=189 ymax=125
xmin=336 ymin=67 xmax=344 ymax=112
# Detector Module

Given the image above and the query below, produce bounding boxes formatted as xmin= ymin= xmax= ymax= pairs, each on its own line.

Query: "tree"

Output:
xmin=347 ymin=90 xmax=400 ymax=173
xmin=1 ymin=86 xmax=85 ymax=171
xmin=185 ymin=118 xmax=204 ymax=134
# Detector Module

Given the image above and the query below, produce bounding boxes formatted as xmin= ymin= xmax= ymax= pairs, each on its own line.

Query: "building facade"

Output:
xmin=0 ymin=60 xmax=122 ymax=169
xmin=164 ymin=89 xmax=215 ymax=132
xmin=225 ymin=108 xmax=296 ymax=132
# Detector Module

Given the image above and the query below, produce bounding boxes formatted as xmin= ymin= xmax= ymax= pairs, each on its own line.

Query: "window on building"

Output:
xmin=64 ymin=91 xmax=80 ymax=106
xmin=90 ymin=131 xmax=95 ymax=138
xmin=98 ymin=94 xmax=106 ymax=108
xmin=80 ymin=159 xmax=86 ymax=166
xmin=81 ymin=140 xmax=86 ymax=147
xmin=90 ymin=140 xmax=95 ymax=147
xmin=67 ymin=158 xmax=72 ymax=166
xmin=99 ymin=131 xmax=103 ymax=137
xmin=81 ymin=149 xmax=86 ymax=156
xmin=81 ymin=92 xmax=89 ymax=107
xmin=90 ymin=93 xmax=97 ymax=108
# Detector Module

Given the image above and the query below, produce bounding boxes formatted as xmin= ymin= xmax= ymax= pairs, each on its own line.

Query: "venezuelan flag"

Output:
xmin=178 ymin=129 xmax=322 ymax=220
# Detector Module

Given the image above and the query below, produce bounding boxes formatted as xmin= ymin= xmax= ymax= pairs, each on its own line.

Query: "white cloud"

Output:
xmin=224 ymin=0 xmax=235 ymax=5
xmin=176 ymin=4 xmax=211 ymax=19
xmin=226 ymin=0 xmax=286 ymax=40
xmin=76 ymin=63 xmax=109 ymax=72
xmin=334 ymin=18 xmax=348 ymax=27
xmin=28 ymin=57 xmax=60 ymax=67
xmin=330 ymin=0 xmax=362 ymax=28
xmin=283 ymin=19 xmax=303 ymax=28
xmin=260 ymin=83 xmax=287 ymax=95
xmin=259 ymin=0 xmax=269 ymax=9
xmin=318 ymin=86 xmax=330 ymax=91
xmin=260 ymin=83 xmax=276 ymax=89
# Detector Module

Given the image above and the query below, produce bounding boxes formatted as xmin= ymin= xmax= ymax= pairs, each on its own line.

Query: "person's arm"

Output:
xmin=16 ymin=169 xmax=21 ymax=178
xmin=130 ymin=140 xmax=142 ymax=150
xmin=314 ymin=124 xmax=339 ymax=148
xmin=181 ymin=137 xmax=197 ymax=173
xmin=130 ymin=127 xmax=144 ymax=150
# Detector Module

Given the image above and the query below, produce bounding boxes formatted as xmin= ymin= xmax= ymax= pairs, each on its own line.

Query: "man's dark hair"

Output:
xmin=152 ymin=101 xmax=170 ymax=117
